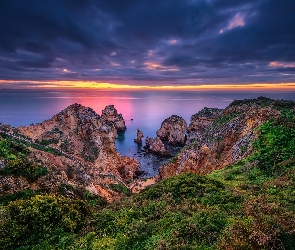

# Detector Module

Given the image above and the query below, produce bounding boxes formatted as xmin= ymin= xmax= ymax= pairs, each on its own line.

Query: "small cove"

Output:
xmin=1 ymin=89 xmax=295 ymax=176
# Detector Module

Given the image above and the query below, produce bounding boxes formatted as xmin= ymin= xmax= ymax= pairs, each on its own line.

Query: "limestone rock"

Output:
xmin=134 ymin=129 xmax=144 ymax=144
xmin=18 ymin=103 xmax=139 ymax=181
xmin=156 ymin=115 xmax=187 ymax=146
xmin=159 ymin=97 xmax=293 ymax=179
xmin=187 ymin=108 xmax=224 ymax=143
xmin=101 ymin=105 xmax=126 ymax=132
xmin=144 ymin=136 xmax=170 ymax=156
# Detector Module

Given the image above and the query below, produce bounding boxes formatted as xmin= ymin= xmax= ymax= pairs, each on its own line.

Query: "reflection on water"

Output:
xmin=1 ymin=89 xmax=295 ymax=176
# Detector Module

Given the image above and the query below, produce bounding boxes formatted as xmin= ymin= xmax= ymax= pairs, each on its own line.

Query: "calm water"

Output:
xmin=1 ymin=89 xmax=295 ymax=176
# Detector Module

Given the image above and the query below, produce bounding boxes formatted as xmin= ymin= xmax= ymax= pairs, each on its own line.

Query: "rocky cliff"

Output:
xmin=187 ymin=107 xmax=223 ymax=143
xmin=159 ymin=97 xmax=295 ymax=179
xmin=1 ymin=104 xmax=139 ymax=201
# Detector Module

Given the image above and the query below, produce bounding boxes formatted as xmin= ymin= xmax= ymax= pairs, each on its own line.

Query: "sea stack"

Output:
xmin=101 ymin=105 xmax=126 ymax=132
xmin=156 ymin=115 xmax=187 ymax=146
xmin=134 ymin=129 xmax=144 ymax=144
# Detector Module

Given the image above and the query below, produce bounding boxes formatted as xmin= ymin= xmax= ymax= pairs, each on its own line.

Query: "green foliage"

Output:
xmin=253 ymin=118 xmax=295 ymax=175
xmin=0 ymin=138 xmax=29 ymax=160
xmin=212 ymin=112 xmax=239 ymax=127
xmin=32 ymin=143 xmax=62 ymax=155
xmin=0 ymin=137 xmax=48 ymax=181
xmin=0 ymin=190 xmax=40 ymax=206
xmin=1 ymin=158 xmax=48 ymax=181
xmin=59 ymin=184 xmax=108 ymax=207
xmin=109 ymin=183 xmax=131 ymax=195
xmin=0 ymin=195 xmax=89 ymax=249
xmin=38 ymin=138 xmax=59 ymax=146
xmin=84 ymin=191 xmax=108 ymax=207
xmin=139 ymin=173 xmax=226 ymax=203
xmin=1 ymin=133 xmax=62 ymax=156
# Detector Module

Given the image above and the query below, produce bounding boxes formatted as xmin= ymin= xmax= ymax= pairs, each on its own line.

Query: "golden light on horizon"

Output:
xmin=1 ymin=80 xmax=295 ymax=91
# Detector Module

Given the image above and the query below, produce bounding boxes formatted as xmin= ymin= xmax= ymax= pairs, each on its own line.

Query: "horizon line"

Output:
xmin=1 ymin=80 xmax=295 ymax=91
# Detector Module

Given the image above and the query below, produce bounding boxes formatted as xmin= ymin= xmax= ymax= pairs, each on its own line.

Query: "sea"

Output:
xmin=1 ymin=89 xmax=295 ymax=176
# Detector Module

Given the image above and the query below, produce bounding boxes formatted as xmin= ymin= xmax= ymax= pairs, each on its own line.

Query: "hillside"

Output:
xmin=0 ymin=97 xmax=294 ymax=249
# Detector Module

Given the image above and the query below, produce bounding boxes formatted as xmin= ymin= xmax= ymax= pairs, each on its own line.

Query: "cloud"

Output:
xmin=269 ymin=61 xmax=295 ymax=68
xmin=0 ymin=0 xmax=294 ymax=85
xmin=219 ymin=13 xmax=245 ymax=34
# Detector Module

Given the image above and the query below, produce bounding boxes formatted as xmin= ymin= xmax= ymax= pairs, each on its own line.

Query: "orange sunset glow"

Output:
xmin=1 ymin=80 xmax=295 ymax=91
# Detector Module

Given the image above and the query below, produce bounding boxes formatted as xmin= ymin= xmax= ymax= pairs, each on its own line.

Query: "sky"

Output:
xmin=0 ymin=0 xmax=295 ymax=89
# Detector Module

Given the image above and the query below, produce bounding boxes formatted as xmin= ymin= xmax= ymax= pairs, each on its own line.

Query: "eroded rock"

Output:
xmin=156 ymin=115 xmax=187 ymax=146
xmin=144 ymin=136 xmax=170 ymax=156
xmin=18 ymin=103 xmax=139 ymax=182
xmin=134 ymin=129 xmax=144 ymax=144
xmin=101 ymin=105 xmax=126 ymax=132
xmin=159 ymin=97 xmax=292 ymax=179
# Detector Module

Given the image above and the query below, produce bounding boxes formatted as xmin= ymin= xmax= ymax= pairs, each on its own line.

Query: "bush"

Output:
xmin=0 ymin=195 xmax=89 ymax=249
xmin=139 ymin=173 xmax=225 ymax=203
xmin=0 ymin=158 xmax=48 ymax=182
xmin=253 ymin=118 xmax=295 ymax=175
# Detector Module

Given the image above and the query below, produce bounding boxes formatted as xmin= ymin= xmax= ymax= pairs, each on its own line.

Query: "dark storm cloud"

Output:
xmin=0 ymin=0 xmax=294 ymax=84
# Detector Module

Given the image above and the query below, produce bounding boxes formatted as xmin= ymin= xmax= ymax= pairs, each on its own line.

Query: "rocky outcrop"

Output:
xmin=134 ymin=129 xmax=144 ymax=144
xmin=187 ymin=108 xmax=223 ymax=143
xmin=159 ymin=97 xmax=294 ymax=179
xmin=101 ymin=105 xmax=126 ymax=132
xmin=18 ymin=103 xmax=139 ymax=182
xmin=144 ymin=136 xmax=170 ymax=156
xmin=156 ymin=115 xmax=187 ymax=146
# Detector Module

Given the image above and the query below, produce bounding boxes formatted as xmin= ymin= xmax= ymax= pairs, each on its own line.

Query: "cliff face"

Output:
xmin=18 ymin=104 xmax=138 ymax=179
xmin=159 ymin=97 xmax=295 ymax=179
xmin=0 ymin=104 xmax=139 ymax=201
xmin=187 ymin=107 xmax=223 ymax=143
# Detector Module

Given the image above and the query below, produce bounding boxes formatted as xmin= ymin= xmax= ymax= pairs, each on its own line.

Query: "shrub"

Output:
xmin=0 ymin=158 xmax=48 ymax=182
xmin=0 ymin=195 xmax=89 ymax=249
xmin=253 ymin=118 xmax=295 ymax=175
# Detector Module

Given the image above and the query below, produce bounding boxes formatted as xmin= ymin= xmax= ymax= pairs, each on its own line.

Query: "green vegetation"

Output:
xmin=0 ymin=132 xmax=62 ymax=155
xmin=37 ymin=138 xmax=59 ymax=146
xmin=0 ymin=195 xmax=89 ymax=249
xmin=212 ymin=112 xmax=240 ymax=127
xmin=253 ymin=118 xmax=295 ymax=175
xmin=0 ymin=137 xmax=48 ymax=181
xmin=59 ymin=184 xmax=108 ymax=207
xmin=0 ymin=158 xmax=48 ymax=181
xmin=109 ymin=183 xmax=131 ymax=195
xmin=0 ymin=189 xmax=41 ymax=206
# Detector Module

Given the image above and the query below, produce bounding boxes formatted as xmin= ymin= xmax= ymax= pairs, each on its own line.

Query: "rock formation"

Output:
xmin=187 ymin=108 xmax=223 ymax=143
xmin=159 ymin=97 xmax=295 ymax=179
xmin=156 ymin=115 xmax=187 ymax=146
xmin=134 ymin=129 xmax=144 ymax=144
xmin=101 ymin=105 xmax=126 ymax=132
xmin=7 ymin=103 xmax=140 ymax=200
xmin=144 ymin=136 xmax=170 ymax=156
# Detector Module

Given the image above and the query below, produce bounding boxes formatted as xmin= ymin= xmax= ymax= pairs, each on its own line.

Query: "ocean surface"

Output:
xmin=1 ymin=89 xmax=295 ymax=176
